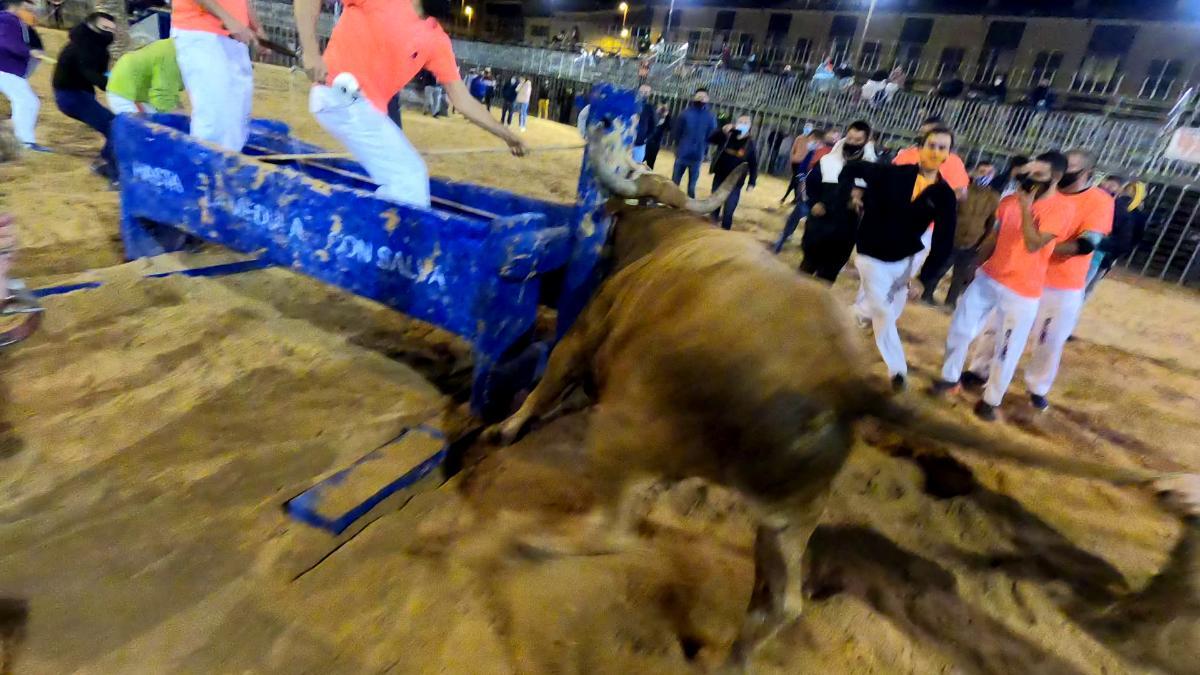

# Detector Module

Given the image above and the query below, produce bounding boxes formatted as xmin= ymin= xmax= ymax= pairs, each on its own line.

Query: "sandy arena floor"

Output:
xmin=1 ymin=32 xmax=1199 ymax=674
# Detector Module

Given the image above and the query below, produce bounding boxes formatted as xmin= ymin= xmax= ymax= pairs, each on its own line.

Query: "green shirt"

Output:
xmin=106 ymin=38 xmax=183 ymax=113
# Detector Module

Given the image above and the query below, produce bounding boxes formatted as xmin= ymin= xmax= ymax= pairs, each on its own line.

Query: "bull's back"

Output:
xmin=591 ymin=232 xmax=867 ymax=494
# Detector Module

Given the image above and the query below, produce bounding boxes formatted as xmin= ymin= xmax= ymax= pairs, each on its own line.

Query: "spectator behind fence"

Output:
xmin=936 ymin=71 xmax=965 ymax=98
xmin=861 ymin=69 xmax=889 ymax=104
xmin=671 ymin=87 xmax=717 ymax=198
xmin=811 ymin=60 xmax=835 ymax=94
xmin=1027 ymin=77 xmax=1056 ymax=109
xmin=986 ymin=74 xmax=1008 ymax=104
xmin=707 ymin=114 xmax=758 ymax=231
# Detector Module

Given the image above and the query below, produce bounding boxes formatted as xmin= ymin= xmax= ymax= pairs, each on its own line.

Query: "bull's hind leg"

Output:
xmin=486 ymin=289 xmax=616 ymax=444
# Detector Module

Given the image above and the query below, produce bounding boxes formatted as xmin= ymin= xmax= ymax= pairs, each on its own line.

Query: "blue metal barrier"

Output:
xmin=112 ymin=84 xmax=636 ymax=419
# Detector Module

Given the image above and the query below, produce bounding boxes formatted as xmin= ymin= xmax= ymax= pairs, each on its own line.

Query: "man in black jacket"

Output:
xmin=52 ymin=12 xmax=116 ymax=178
xmin=631 ymin=83 xmax=656 ymax=163
xmin=707 ymin=113 xmax=757 ymax=230
xmin=844 ymin=126 xmax=958 ymax=390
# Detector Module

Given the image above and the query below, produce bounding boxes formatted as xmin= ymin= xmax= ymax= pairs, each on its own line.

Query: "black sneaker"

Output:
xmin=928 ymin=379 xmax=959 ymax=396
xmin=891 ymin=374 xmax=907 ymax=392
xmin=961 ymin=371 xmax=988 ymax=392
xmin=974 ymin=400 xmax=998 ymax=422
xmin=1030 ymin=394 xmax=1049 ymax=411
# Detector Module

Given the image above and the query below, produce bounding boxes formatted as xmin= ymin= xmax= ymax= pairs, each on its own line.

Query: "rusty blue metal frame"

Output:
xmin=111 ymin=84 xmax=637 ymax=419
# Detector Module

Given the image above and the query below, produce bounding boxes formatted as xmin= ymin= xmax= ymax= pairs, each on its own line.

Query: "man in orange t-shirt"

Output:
xmin=1025 ymin=149 xmax=1114 ymax=408
xmin=294 ymin=0 xmax=527 ymax=207
xmin=171 ymin=0 xmax=263 ymax=151
xmin=933 ymin=152 xmax=1075 ymax=421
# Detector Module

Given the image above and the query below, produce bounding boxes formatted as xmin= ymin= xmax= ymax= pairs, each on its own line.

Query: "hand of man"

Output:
xmin=229 ymin=23 xmax=261 ymax=51
xmin=504 ymin=130 xmax=528 ymax=157
xmin=723 ymin=123 xmax=733 ymax=133
xmin=302 ymin=50 xmax=328 ymax=84
xmin=908 ymin=279 xmax=925 ymax=301
xmin=1016 ymin=185 xmax=1036 ymax=210
xmin=810 ymin=202 xmax=826 ymax=218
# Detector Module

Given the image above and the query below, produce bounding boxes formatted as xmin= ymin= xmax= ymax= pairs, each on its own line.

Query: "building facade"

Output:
xmin=519 ymin=0 xmax=1200 ymax=102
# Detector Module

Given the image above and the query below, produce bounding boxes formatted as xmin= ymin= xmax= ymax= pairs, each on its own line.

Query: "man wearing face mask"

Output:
xmin=932 ymin=152 xmax=1075 ymax=421
xmin=1024 ymin=149 xmax=1113 ymax=409
xmin=671 ymin=87 xmax=718 ymax=198
xmin=706 ymin=113 xmax=758 ymax=230
xmin=52 ymin=12 xmax=117 ymax=180
xmin=918 ymin=160 xmax=1000 ymax=307
xmin=842 ymin=126 xmax=959 ymax=391
xmin=795 ymin=119 xmax=874 ymax=281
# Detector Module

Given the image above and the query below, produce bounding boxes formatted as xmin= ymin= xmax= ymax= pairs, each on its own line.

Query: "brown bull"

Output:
xmin=488 ymin=134 xmax=1170 ymax=664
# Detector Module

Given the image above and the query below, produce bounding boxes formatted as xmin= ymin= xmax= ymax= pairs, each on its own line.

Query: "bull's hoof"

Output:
xmin=482 ymin=415 xmax=527 ymax=446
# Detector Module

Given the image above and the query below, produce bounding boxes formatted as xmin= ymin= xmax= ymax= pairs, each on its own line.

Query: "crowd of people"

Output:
xmin=766 ymin=110 xmax=1147 ymax=421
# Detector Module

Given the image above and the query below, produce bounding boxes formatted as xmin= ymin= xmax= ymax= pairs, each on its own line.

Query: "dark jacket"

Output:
xmin=955 ymin=183 xmax=1000 ymax=248
xmin=708 ymin=128 xmax=758 ymax=187
xmin=672 ymin=104 xmax=718 ymax=163
xmin=53 ymin=22 xmax=113 ymax=92
xmin=841 ymin=161 xmax=957 ymax=266
xmin=1100 ymin=195 xmax=1144 ymax=259
xmin=501 ymin=80 xmax=518 ymax=102
xmin=634 ymin=100 xmax=657 ymax=146
xmin=646 ymin=110 xmax=670 ymax=147
xmin=805 ymin=160 xmax=853 ymax=228
xmin=0 ymin=11 xmax=31 ymax=77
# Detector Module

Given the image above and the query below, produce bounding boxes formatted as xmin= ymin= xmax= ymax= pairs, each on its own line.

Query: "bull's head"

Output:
xmin=585 ymin=127 xmax=747 ymax=214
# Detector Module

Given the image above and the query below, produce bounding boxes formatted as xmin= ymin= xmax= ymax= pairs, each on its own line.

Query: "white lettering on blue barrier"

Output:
xmin=231 ymin=197 xmax=307 ymax=239
xmin=328 ymin=234 xmax=446 ymax=289
xmin=131 ymin=163 xmax=185 ymax=193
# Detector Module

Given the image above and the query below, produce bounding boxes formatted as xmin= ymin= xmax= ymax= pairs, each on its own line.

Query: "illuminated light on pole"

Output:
xmin=619 ymin=1 xmax=628 ymax=28
xmin=464 ymin=5 xmax=473 ymax=34
xmin=856 ymin=0 xmax=878 ymax=62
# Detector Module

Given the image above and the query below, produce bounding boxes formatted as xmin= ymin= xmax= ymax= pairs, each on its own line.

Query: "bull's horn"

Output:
xmin=586 ymin=133 xmax=639 ymax=198
xmin=685 ymin=164 xmax=749 ymax=214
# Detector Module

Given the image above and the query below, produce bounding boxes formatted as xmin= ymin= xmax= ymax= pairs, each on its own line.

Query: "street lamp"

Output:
xmin=856 ymin=0 xmax=878 ymax=63
xmin=619 ymin=2 xmax=628 ymax=28
xmin=620 ymin=27 xmax=630 ymax=39
xmin=464 ymin=5 xmax=473 ymax=33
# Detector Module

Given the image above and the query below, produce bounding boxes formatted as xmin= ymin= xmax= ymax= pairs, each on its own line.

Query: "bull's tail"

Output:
xmin=862 ymin=393 xmax=1172 ymax=486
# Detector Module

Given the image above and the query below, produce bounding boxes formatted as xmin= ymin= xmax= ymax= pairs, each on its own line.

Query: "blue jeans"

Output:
xmin=775 ymin=200 xmax=809 ymax=253
xmin=672 ymin=158 xmax=702 ymax=198
xmin=515 ymin=102 xmax=528 ymax=127
xmin=632 ymin=144 xmax=646 ymax=163
xmin=713 ymin=180 xmax=743 ymax=230
xmin=54 ymin=88 xmax=114 ymax=166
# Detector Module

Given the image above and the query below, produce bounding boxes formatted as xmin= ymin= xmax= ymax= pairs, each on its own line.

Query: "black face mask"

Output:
xmin=842 ymin=142 xmax=864 ymax=158
xmin=690 ymin=100 xmax=706 ymax=109
xmin=1019 ymin=175 xmax=1051 ymax=197
xmin=1059 ymin=170 xmax=1083 ymax=188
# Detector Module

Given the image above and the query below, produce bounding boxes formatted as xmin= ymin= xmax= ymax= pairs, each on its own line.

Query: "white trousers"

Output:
xmin=854 ymin=253 xmax=914 ymax=378
xmin=106 ymin=92 xmax=141 ymax=114
xmin=941 ymin=272 xmax=1040 ymax=406
xmin=911 ymin=226 xmax=934 ymax=278
xmin=969 ymin=286 xmax=1085 ymax=398
xmin=310 ymin=85 xmax=431 ymax=208
xmin=853 ymin=226 xmax=934 ymax=320
xmin=0 ymin=71 xmax=39 ymax=144
xmin=173 ymin=29 xmax=253 ymax=151
xmin=1025 ymin=287 xmax=1085 ymax=396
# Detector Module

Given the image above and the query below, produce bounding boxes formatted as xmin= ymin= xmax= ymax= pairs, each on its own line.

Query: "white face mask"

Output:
xmin=735 ymin=123 xmax=750 ymax=135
